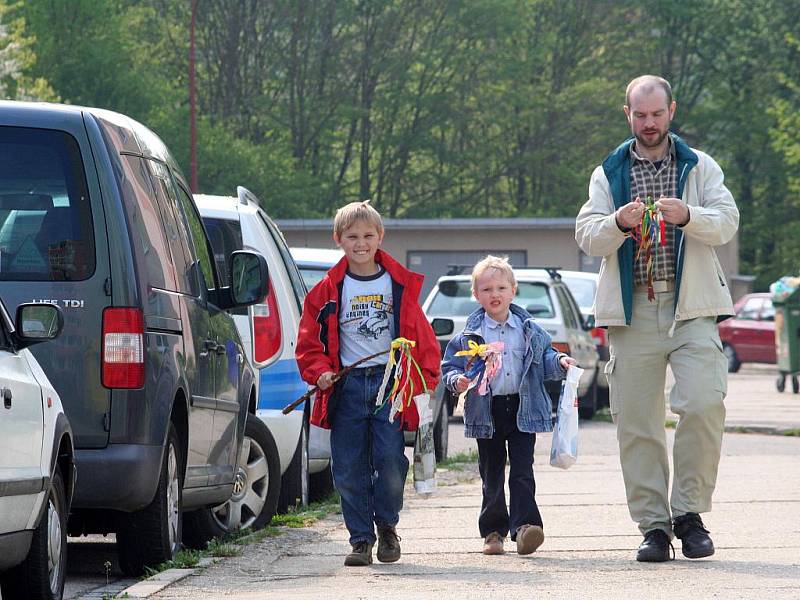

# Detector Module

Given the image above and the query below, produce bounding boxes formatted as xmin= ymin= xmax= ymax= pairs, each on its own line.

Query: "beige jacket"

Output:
xmin=575 ymin=139 xmax=739 ymax=329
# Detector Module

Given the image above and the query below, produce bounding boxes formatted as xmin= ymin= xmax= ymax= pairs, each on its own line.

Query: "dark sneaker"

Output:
xmin=673 ymin=513 xmax=715 ymax=559
xmin=482 ymin=531 xmax=505 ymax=555
xmin=515 ymin=524 xmax=545 ymax=555
xmin=344 ymin=541 xmax=373 ymax=566
xmin=636 ymin=529 xmax=674 ymax=562
xmin=376 ymin=525 xmax=402 ymax=563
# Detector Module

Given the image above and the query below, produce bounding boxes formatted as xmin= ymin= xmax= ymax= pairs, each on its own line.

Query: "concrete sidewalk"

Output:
xmin=153 ymin=422 xmax=800 ymax=600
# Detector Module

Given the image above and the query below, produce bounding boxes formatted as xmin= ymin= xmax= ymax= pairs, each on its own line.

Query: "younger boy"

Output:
xmin=296 ymin=200 xmax=440 ymax=566
xmin=441 ymin=256 xmax=575 ymax=555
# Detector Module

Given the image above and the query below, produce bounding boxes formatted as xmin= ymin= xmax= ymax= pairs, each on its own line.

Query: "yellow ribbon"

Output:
xmin=455 ymin=339 xmax=492 ymax=358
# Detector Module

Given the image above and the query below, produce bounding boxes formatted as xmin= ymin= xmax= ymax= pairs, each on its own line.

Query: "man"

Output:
xmin=575 ymin=75 xmax=739 ymax=562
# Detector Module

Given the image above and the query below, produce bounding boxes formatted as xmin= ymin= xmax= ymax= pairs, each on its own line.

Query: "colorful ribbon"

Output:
xmin=455 ymin=340 xmax=504 ymax=397
xmin=375 ymin=337 xmax=428 ymax=423
xmin=631 ymin=195 xmax=666 ymax=301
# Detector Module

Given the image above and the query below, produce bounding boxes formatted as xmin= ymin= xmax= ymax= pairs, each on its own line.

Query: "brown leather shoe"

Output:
xmin=516 ymin=524 xmax=545 ymax=555
xmin=344 ymin=541 xmax=373 ymax=566
xmin=482 ymin=532 xmax=505 ymax=555
xmin=376 ymin=524 xmax=402 ymax=563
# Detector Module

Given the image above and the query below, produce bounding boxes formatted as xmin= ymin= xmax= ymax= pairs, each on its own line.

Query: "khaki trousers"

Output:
xmin=606 ymin=289 xmax=727 ymax=537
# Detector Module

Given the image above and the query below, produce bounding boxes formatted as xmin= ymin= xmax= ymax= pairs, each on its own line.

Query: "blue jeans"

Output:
xmin=477 ymin=394 xmax=542 ymax=540
xmin=330 ymin=365 xmax=409 ymax=545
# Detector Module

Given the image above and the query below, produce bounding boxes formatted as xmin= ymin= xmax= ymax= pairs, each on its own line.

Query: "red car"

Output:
xmin=718 ymin=292 xmax=776 ymax=372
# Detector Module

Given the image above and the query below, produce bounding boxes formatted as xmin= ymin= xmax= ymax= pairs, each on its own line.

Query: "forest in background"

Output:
xmin=1 ymin=0 xmax=799 ymax=289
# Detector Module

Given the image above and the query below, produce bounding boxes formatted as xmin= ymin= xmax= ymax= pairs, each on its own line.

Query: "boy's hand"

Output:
xmin=317 ymin=371 xmax=336 ymax=390
xmin=559 ymin=355 xmax=577 ymax=370
xmin=454 ymin=375 xmax=471 ymax=393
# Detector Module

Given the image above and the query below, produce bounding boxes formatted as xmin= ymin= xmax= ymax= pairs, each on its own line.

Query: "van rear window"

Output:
xmin=0 ymin=127 xmax=94 ymax=281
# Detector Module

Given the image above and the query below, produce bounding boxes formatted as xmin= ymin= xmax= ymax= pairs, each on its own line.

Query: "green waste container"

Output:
xmin=772 ymin=287 xmax=800 ymax=392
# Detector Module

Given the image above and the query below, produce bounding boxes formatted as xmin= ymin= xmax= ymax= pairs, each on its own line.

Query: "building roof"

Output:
xmin=275 ymin=217 xmax=576 ymax=231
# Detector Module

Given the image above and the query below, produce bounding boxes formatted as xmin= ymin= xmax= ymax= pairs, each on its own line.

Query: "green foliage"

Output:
xmin=0 ymin=0 xmax=56 ymax=100
xmin=6 ymin=0 xmax=800 ymax=280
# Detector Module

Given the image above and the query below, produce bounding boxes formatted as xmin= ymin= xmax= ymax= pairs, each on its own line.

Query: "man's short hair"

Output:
xmin=333 ymin=199 xmax=384 ymax=238
xmin=625 ymin=75 xmax=673 ymax=107
xmin=471 ymin=255 xmax=517 ymax=292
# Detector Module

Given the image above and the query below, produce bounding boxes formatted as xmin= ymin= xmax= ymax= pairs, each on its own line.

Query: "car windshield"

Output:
xmin=297 ymin=266 xmax=328 ymax=290
xmin=561 ymin=276 xmax=596 ymax=311
xmin=426 ymin=280 xmax=554 ymax=318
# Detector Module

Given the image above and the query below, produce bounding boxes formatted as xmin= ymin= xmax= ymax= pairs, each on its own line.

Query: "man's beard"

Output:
xmin=635 ymin=127 xmax=669 ymax=149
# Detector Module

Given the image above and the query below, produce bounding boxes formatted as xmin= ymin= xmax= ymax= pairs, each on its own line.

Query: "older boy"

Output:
xmin=296 ymin=200 xmax=440 ymax=566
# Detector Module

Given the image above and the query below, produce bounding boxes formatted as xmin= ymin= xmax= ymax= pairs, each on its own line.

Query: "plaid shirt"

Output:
xmin=630 ymin=140 xmax=678 ymax=286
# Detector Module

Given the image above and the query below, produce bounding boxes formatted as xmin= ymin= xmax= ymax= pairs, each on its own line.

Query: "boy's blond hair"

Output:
xmin=471 ymin=255 xmax=517 ymax=292
xmin=333 ymin=199 xmax=384 ymax=239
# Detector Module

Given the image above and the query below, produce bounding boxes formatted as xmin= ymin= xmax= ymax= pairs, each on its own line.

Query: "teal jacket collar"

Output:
xmin=601 ymin=133 xmax=698 ymax=324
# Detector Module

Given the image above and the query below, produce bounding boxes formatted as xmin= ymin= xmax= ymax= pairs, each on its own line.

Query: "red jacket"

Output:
xmin=296 ymin=250 xmax=440 ymax=431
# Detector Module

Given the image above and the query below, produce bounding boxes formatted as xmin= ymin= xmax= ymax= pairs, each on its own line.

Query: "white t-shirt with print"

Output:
xmin=339 ymin=268 xmax=394 ymax=367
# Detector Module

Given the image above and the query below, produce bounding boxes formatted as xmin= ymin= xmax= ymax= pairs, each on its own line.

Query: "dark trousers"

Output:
xmin=476 ymin=393 xmax=542 ymax=540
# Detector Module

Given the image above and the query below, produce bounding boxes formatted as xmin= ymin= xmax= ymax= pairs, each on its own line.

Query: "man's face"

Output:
xmin=624 ymin=87 xmax=676 ymax=150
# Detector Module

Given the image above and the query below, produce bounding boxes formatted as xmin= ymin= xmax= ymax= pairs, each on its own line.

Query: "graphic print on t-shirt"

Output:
xmin=339 ymin=270 xmax=394 ymax=367
xmin=342 ymin=294 xmax=392 ymax=340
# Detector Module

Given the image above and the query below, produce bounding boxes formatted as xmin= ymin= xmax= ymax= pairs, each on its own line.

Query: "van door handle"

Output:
xmin=3 ymin=388 xmax=11 ymax=409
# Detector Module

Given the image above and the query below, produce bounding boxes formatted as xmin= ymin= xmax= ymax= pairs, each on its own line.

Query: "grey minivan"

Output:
xmin=0 ymin=101 xmax=269 ymax=575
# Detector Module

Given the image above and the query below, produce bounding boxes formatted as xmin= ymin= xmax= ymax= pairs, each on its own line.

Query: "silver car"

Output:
xmin=422 ymin=268 xmax=601 ymax=418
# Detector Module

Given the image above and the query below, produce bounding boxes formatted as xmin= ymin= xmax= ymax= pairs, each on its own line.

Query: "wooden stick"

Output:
xmin=281 ymin=349 xmax=391 ymax=415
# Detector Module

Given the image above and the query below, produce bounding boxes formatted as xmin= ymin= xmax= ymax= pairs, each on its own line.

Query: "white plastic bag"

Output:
xmin=550 ymin=365 xmax=584 ymax=469
xmin=412 ymin=392 xmax=436 ymax=495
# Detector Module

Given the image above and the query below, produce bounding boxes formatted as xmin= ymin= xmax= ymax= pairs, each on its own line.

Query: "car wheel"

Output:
xmin=597 ymin=384 xmax=609 ymax=408
xmin=309 ymin=465 xmax=334 ymax=502
xmin=117 ymin=423 xmax=182 ymax=576
xmin=0 ymin=465 xmax=68 ymax=600
xmin=277 ymin=418 xmax=309 ymax=513
xmin=723 ymin=343 xmax=741 ymax=373
xmin=578 ymin=371 xmax=598 ymax=420
xmin=184 ymin=414 xmax=280 ymax=547
xmin=434 ymin=398 xmax=449 ymax=463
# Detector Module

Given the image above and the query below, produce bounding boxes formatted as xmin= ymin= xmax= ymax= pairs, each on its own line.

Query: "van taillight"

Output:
xmin=590 ymin=327 xmax=607 ymax=347
xmin=253 ymin=280 xmax=281 ymax=364
xmin=552 ymin=342 xmax=571 ymax=355
xmin=102 ymin=308 xmax=144 ymax=389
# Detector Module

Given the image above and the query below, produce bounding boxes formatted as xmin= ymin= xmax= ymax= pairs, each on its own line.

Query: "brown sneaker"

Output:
xmin=344 ymin=541 xmax=373 ymax=566
xmin=516 ymin=524 xmax=545 ymax=555
xmin=482 ymin=532 xmax=505 ymax=555
xmin=376 ymin=524 xmax=402 ymax=563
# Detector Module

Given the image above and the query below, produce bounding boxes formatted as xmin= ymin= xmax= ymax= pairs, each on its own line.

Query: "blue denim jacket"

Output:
xmin=441 ymin=303 xmax=566 ymax=438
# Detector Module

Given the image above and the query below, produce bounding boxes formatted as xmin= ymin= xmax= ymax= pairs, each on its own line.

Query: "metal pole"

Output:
xmin=189 ymin=0 xmax=199 ymax=192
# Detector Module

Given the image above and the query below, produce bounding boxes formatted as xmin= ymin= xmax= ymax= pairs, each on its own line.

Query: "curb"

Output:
xmin=115 ymin=557 xmax=216 ymax=598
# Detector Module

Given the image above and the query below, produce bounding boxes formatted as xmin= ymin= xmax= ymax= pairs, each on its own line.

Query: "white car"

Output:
xmin=559 ymin=270 xmax=609 ymax=404
xmin=196 ymin=189 xmax=333 ymax=526
xmin=0 ymin=300 xmax=74 ymax=600
xmin=290 ymin=247 xmax=451 ymax=461
xmin=422 ymin=267 xmax=601 ymax=418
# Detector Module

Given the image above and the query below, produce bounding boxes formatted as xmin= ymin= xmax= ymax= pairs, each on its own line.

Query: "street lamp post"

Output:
xmin=189 ymin=0 xmax=199 ymax=192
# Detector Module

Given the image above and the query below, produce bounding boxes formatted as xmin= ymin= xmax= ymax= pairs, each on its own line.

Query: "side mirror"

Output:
xmin=583 ymin=313 xmax=595 ymax=330
xmin=431 ymin=318 xmax=454 ymax=337
xmin=15 ymin=303 xmax=64 ymax=347
xmin=229 ymin=251 xmax=269 ymax=307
